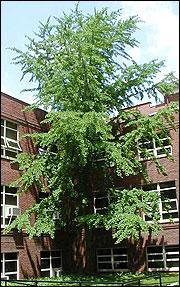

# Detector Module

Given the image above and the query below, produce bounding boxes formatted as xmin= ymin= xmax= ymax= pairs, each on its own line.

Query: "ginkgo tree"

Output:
xmin=4 ymin=4 xmax=179 ymax=244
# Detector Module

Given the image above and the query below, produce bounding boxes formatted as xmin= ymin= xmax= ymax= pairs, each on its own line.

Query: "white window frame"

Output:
xmin=143 ymin=181 xmax=179 ymax=223
xmin=97 ymin=248 xmax=128 ymax=272
xmin=93 ymin=192 xmax=109 ymax=214
xmin=1 ymin=252 xmax=19 ymax=279
xmin=1 ymin=119 xmax=21 ymax=160
xmin=146 ymin=245 xmax=179 ymax=271
xmin=138 ymin=137 xmax=172 ymax=160
xmin=40 ymin=250 xmax=62 ymax=277
xmin=1 ymin=186 xmax=19 ymax=228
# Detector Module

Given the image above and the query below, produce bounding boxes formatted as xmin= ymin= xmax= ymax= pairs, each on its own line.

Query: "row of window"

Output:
xmin=1 ymin=245 xmax=179 ymax=279
xmin=1 ymin=181 xmax=179 ymax=228
xmin=93 ymin=181 xmax=179 ymax=223
xmin=1 ymin=119 xmax=174 ymax=160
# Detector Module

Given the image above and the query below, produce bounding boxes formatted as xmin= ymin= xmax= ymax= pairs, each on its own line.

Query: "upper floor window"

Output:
xmin=1 ymin=252 xmax=18 ymax=280
xmin=1 ymin=119 xmax=21 ymax=160
xmin=143 ymin=181 xmax=178 ymax=223
xmin=1 ymin=186 xmax=19 ymax=228
xmin=138 ymin=135 xmax=172 ymax=160
xmin=41 ymin=250 xmax=62 ymax=277
xmin=97 ymin=248 xmax=128 ymax=272
xmin=93 ymin=192 xmax=109 ymax=215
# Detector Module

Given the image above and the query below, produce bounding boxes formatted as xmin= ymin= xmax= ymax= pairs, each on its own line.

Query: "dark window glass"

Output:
xmin=98 ymin=263 xmax=112 ymax=269
xmin=41 ymin=259 xmax=50 ymax=269
xmin=8 ymin=274 xmax=17 ymax=280
xmin=166 ymin=261 xmax=179 ymax=268
xmin=5 ymin=253 xmax=17 ymax=260
xmin=147 ymin=246 xmax=163 ymax=253
xmin=6 ymin=122 xmax=17 ymax=130
xmin=41 ymin=251 xmax=50 ymax=258
xmin=52 ymin=258 xmax=61 ymax=268
xmin=97 ymin=249 xmax=111 ymax=255
xmin=113 ymin=248 xmax=127 ymax=255
xmin=51 ymin=251 xmax=61 ymax=258
xmin=5 ymin=195 xmax=17 ymax=205
xmin=162 ymin=212 xmax=178 ymax=220
xmin=160 ymin=181 xmax=175 ymax=189
xmin=114 ymin=262 xmax=128 ymax=269
xmin=6 ymin=129 xmax=17 ymax=141
xmin=5 ymin=261 xmax=17 ymax=272
xmin=148 ymin=261 xmax=164 ymax=268
xmin=98 ymin=256 xmax=111 ymax=262
xmin=5 ymin=150 xmax=17 ymax=158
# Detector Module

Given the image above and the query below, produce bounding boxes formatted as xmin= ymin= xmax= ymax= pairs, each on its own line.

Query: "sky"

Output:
xmin=1 ymin=1 xmax=179 ymax=106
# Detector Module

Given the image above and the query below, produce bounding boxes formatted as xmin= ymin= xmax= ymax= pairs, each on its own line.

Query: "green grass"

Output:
xmin=1 ymin=272 xmax=179 ymax=286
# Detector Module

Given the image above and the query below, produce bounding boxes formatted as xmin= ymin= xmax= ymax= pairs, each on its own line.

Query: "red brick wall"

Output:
xmin=1 ymin=92 xmax=179 ymax=275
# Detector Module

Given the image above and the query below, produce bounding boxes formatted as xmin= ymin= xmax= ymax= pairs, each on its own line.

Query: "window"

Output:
xmin=1 ymin=186 xmax=19 ymax=228
xmin=97 ymin=248 xmax=128 ymax=272
xmin=143 ymin=181 xmax=178 ymax=222
xmin=1 ymin=252 xmax=18 ymax=279
xmin=41 ymin=250 xmax=62 ymax=277
xmin=147 ymin=245 xmax=179 ymax=271
xmin=1 ymin=119 xmax=21 ymax=160
xmin=93 ymin=192 xmax=109 ymax=214
xmin=138 ymin=135 xmax=172 ymax=160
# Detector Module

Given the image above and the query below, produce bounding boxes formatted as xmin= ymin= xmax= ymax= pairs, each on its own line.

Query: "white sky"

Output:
xmin=1 ymin=1 xmax=179 ymax=105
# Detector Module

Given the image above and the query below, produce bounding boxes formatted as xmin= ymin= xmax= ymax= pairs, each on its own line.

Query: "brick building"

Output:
xmin=1 ymin=91 xmax=179 ymax=279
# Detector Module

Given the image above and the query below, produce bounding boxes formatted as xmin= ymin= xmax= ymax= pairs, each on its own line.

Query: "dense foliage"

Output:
xmin=4 ymin=5 xmax=179 ymax=243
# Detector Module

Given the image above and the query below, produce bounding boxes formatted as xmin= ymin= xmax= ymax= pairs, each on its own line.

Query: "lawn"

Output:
xmin=1 ymin=272 xmax=179 ymax=286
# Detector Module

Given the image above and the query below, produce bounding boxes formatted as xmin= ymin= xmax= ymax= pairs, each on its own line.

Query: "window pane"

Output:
xmin=162 ymin=212 xmax=178 ymax=220
xmin=1 ymin=127 xmax=4 ymax=136
xmin=165 ymin=246 xmax=179 ymax=252
xmin=5 ymin=253 xmax=17 ymax=260
xmin=143 ymin=184 xmax=157 ymax=192
xmin=1 ymin=194 xmax=3 ymax=204
xmin=6 ymin=140 xmax=20 ymax=149
xmin=41 ymin=270 xmax=50 ymax=277
xmin=162 ymin=201 xmax=177 ymax=211
xmin=114 ymin=262 xmax=128 ymax=269
xmin=41 ymin=259 xmax=50 ymax=269
xmin=5 ymin=187 xmax=17 ymax=195
xmin=114 ymin=255 xmax=127 ymax=261
xmin=166 ymin=261 xmax=179 ymax=268
xmin=6 ymin=121 xmax=17 ymax=130
xmin=148 ymin=261 xmax=164 ymax=268
xmin=51 ymin=251 xmax=61 ymax=258
xmin=5 ymin=195 xmax=17 ymax=205
xmin=6 ymin=129 xmax=17 ymax=141
xmin=160 ymin=181 xmax=175 ymax=189
xmin=148 ymin=254 xmax=163 ymax=260
xmin=5 ymin=150 xmax=17 ymax=158
xmin=8 ymin=274 xmax=17 ymax=280
xmin=161 ymin=189 xmax=176 ymax=200
xmin=95 ymin=197 xmax=108 ymax=208
xmin=5 ymin=261 xmax=17 ymax=272
xmin=52 ymin=258 xmax=61 ymax=268
xmin=1 ymin=119 xmax=4 ymax=126
xmin=98 ymin=256 xmax=111 ymax=262
xmin=97 ymin=249 xmax=111 ymax=255
xmin=41 ymin=251 xmax=50 ymax=258
xmin=147 ymin=246 xmax=163 ymax=253
xmin=113 ymin=248 xmax=127 ymax=255
xmin=98 ymin=263 xmax=112 ymax=269
xmin=1 ymin=138 xmax=5 ymax=146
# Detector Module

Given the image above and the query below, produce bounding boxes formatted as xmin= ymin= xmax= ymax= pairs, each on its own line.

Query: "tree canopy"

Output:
xmin=5 ymin=4 xmax=179 ymax=243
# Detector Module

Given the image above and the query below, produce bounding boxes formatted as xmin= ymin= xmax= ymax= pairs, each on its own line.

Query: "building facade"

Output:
xmin=1 ymin=91 xmax=179 ymax=279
